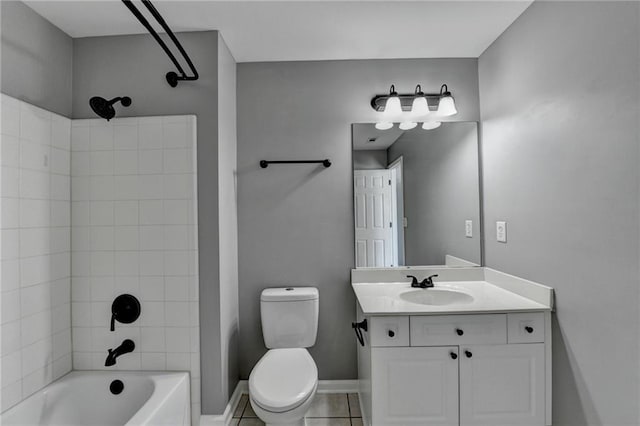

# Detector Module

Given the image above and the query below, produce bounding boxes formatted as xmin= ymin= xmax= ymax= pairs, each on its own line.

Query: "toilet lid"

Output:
xmin=249 ymin=348 xmax=318 ymax=413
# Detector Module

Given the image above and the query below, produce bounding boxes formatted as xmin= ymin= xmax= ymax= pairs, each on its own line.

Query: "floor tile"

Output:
xmin=350 ymin=418 xmax=364 ymax=426
xmin=234 ymin=394 xmax=248 ymax=418
xmin=347 ymin=393 xmax=361 ymax=418
xmin=239 ymin=419 xmax=264 ymax=426
xmin=242 ymin=399 xmax=258 ymax=418
xmin=306 ymin=419 xmax=351 ymax=426
xmin=306 ymin=393 xmax=350 ymax=418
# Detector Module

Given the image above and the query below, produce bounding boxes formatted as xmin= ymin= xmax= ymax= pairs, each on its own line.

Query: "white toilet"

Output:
xmin=249 ymin=287 xmax=319 ymax=426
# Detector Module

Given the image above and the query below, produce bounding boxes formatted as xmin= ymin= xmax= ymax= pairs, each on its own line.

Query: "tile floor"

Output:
xmin=231 ymin=393 xmax=363 ymax=426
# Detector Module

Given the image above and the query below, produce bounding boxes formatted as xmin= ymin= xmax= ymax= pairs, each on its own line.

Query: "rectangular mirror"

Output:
xmin=352 ymin=122 xmax=481 ymax=268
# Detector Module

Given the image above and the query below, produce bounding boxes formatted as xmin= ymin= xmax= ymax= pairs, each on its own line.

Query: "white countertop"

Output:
xmin=352 ymin=280 xmax=552 ymax=315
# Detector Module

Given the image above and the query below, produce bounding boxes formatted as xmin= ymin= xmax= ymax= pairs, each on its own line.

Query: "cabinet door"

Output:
xmin=371 ymin=346 xmax=459 ymax=426
xmin=460 ymin=344 xmax=545 ymax=426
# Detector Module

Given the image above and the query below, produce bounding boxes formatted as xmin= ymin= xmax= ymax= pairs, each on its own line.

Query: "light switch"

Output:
xmin=496 ymin=221 xmax=507 ymax=243
xmin=465 ymin=220 xmax=473 ymax=238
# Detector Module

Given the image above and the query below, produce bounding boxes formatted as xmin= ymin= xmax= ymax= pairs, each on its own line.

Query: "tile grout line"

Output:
xmin=234 ymin=393 xmax=360 ymax=425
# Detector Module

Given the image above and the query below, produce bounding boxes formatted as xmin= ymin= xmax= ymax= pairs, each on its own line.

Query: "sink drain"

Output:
xmin=110 ymin=379 xmax=124 ymax=395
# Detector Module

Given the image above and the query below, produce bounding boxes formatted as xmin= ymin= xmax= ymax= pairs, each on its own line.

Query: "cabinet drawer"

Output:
xmin=369 ymin=316 xmax=410 ymax=347
xmin=507 ymin=312 xmax=545 ymax=343
xmin=410 ymin=314 xmax=507 ymax=346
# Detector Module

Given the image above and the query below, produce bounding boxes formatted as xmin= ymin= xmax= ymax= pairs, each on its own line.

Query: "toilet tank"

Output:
xmin=261 ymin=287 xmax=319 ymax=349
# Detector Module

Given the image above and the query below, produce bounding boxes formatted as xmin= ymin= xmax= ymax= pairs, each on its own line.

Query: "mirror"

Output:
xmin=352 ymin=122 xmax=481 ymax=268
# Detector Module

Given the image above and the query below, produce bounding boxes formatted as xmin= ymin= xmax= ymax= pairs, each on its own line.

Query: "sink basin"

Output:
xmin=399 ymin=288 xmax=474 ymax=306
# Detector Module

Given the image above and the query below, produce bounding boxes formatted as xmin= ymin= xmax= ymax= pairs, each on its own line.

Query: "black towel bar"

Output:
xmin=260 ymin=160 xmax=331 ymax=169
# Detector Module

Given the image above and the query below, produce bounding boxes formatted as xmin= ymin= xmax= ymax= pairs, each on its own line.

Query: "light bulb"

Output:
xmin=375 ymin=121 xmax=393 ymax=130
xmin=399 ymin=121 xmax=417 ymax=130
xmin=384 ymin=96 xmax=402 ymax=117
xmin=411 ymin=96 xmax=430 ymax=117
xmin=422 ymin=121 xmax=441 ymax=130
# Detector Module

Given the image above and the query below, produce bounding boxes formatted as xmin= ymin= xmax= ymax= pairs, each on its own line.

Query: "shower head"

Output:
xmin=89 ymin=96 xmax=132 ymax=121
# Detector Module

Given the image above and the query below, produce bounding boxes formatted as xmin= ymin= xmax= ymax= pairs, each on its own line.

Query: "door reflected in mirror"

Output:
xmin=352 ymin=122 xmax=481 ymax=268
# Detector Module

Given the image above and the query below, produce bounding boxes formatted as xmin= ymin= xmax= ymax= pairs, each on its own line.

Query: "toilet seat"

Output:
xmin=249 ymin=348 xmax=318 ymax=413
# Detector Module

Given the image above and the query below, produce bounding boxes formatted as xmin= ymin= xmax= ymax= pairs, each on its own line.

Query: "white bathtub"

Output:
xmin=0 ymin=371 xmax=190 ymax=426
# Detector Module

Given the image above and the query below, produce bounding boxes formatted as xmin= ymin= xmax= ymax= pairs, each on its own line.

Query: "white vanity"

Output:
xmin=352 ymin=267 xmax=554 ymax=426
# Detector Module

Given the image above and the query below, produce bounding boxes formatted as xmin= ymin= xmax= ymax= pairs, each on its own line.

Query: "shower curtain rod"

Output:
xmin=122 ymin=0 xmax=199 ymax=87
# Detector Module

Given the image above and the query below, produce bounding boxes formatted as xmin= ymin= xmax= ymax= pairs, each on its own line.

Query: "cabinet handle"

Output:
xmin=388 ymin=330 xmax=395 ymax=338
xmin=464 ymin=350 xmax=473 ymax=358
xmin=456 ymin=328 xmax=464 ymax=336
xmin=450 ymin=352 xmax=458 ymax=360
xmin=525 ymin=326 xmax=534 ymax=333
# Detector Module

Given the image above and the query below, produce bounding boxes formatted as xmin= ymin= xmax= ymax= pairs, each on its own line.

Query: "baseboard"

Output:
xmin=199 ymin=380 xmax=358 ymax=425
xmin=316 ymin=379 xmax=359 ymax=393
xmin=199 ymin=381 xmax=245 ymax=426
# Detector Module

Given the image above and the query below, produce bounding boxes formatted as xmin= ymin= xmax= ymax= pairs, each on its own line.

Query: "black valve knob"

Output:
xmin=388 ymin=330 xmax=395 ymax=338
xmin=456 ymin=328 xmax=464 ymax=336
xmin=525 ymin=326 xmax=534 ymax=333
xmin=465 ymin=350 xmax=473 ymax=358
xmin=450 ymin=352 xmax=458 ymax=360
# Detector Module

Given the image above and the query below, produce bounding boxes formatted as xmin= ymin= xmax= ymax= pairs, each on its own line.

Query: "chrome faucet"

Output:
xmin=105 ymin=339 xmax=135 ymax=367
xmin=407 ymin=274 xmax=439 ymax=289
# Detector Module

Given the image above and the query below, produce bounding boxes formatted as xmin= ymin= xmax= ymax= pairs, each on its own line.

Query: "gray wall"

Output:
xmin=353 ymin=150 xmax=387 ymax=170
xmin=237 ymin=58 xmax=479 ymax=379
xmin=479 ymin=2 xmax=640 ymax=425
xmin=73 ymin=31 xmax=232 ymax=414
xmin=388 ymin=122 xmax=480 ymax=266
xmin=216 ymin=34 xmax=240 ymax=406
xmin=1 ymin=1 xmax=72 ymax=116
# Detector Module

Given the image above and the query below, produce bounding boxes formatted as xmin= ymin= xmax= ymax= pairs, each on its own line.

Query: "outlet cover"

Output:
xmin=465 ymin=220 xmax=473 ymax=238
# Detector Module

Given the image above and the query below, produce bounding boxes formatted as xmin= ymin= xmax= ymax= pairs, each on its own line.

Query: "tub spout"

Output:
xmin=105 ymin=339 xmax=135 ymax=367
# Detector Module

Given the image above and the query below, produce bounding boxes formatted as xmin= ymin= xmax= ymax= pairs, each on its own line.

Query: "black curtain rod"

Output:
xmin=122 ymin=0 xmax=199 ymax=87
xmin=260 ymin=160 xmax=332 ymax=169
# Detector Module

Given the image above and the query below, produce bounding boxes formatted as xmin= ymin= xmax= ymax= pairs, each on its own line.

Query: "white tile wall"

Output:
xmin=70 ymin=116 xmax=200 ymax=424
xmin=1 ymin=94 xmax=72 ymax=412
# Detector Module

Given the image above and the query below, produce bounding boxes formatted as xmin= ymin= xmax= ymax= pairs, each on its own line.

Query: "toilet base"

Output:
xmin=249 ymin=383 xmax=316 ymax=426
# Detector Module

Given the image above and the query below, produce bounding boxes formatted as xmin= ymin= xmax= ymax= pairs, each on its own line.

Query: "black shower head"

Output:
xmin=89 ymin=96 xmax=132 ymax=121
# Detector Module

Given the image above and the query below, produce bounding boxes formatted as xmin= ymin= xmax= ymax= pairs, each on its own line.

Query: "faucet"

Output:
xmin=105 ymin=339 xmax=135 ymax=367
xmin=407 ymin=274 xmax=439 ymax=289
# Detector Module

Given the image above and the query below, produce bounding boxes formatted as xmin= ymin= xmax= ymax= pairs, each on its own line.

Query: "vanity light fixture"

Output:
xmin=383 ymin=85 xmax=402 ymax=117
xmin=372 ymin=84 xmax=457 ymax=130
xmin=411 ymin=85 xmax=430 ymax=116
xmin=437 ymin=84 xmax=457 ymax=116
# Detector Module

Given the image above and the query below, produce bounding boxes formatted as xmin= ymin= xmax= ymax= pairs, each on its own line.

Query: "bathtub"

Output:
xmin=1 ymin=371 xmax=190 ymax=426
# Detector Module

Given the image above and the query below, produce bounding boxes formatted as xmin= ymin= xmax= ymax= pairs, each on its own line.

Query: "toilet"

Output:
xmin=249 ymin=287 xmax=319 ymax=426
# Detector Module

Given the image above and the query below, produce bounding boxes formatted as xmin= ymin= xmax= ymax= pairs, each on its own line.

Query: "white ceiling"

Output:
xmin=353 ymin=123 xmax=405 ymax=151
xmin=25 ymin=0 xmax=532 ymax=63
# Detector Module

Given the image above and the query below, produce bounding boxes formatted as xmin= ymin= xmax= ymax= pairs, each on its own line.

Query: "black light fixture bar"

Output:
xmin=260 ymin=160 xmax=332 ymax=169
xmin=370 ymin=94 xmax=441 ymax=112
xmin=122 ymin=0 xmax=199 ymax=87
xmin=370 ymin=84 xmax=451 ymax=112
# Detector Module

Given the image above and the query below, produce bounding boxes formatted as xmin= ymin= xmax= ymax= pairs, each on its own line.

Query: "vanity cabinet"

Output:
xmin=358 ymin=310 xmax=551 ymax=426
xmin=459 ymin=343 xmax=545 ymax=425
xmin=371 ymin=346 xmax=459 ymax=425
